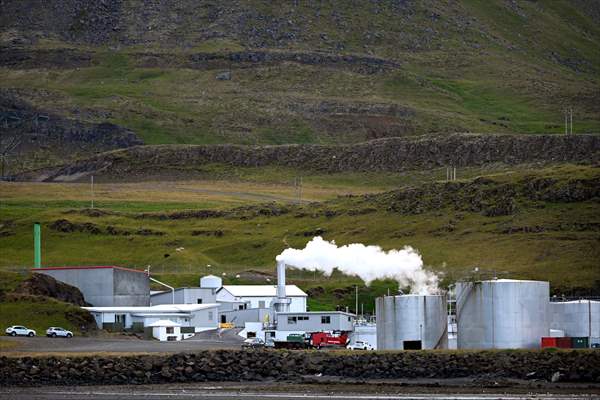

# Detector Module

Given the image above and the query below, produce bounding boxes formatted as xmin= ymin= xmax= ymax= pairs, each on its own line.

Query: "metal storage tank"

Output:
xmin=456 ymin=279 xmax=549 ymax=349
xmin=376 ymin=294 xmax=448 ymax=350
xmin=550 ymin=300 xmax=599 ymax=339
xmin=200 ymin=274 xmax=222 ymax=290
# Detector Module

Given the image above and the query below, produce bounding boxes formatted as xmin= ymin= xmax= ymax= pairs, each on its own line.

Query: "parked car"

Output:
xmin=5 ymin=325 xmax=36 ymax=337
xmin=241 ymin=337 xmax=265 ymax=349
xmin=592 ymin=343 xmax=600 ymax=349
xmin=46 ymin=327 xmax=73 ymax=338
xmin=347 ymin=341 xmax=374 ymax=351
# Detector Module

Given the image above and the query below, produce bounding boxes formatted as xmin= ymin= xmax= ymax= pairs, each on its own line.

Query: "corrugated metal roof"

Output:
xmin=84 ymin=303 xmax=219 ymax=313
xmin=220 ymin=285 xmax=307 ymax=297
xmin=34 ymin=265 xmax=146 ymax=274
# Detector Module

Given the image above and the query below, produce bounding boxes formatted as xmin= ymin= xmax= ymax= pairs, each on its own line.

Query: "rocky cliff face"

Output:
xmin=0 ymin=90 xmax=142 ymax=175
xmin=18 ymin=133 xmax=600 ymax=182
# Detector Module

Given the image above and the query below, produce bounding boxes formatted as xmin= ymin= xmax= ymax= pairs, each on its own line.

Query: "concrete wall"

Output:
xmin=38 ymin=268 xmax=149 ymax=306
xmin=151 ymin=288 xmax=216 ymax=306
xmin=189 ymin=306 xmax=219 ymax=332
xmin=113 ymin=268 xmax=150 ymax=306
xmin=276 ymin=312 xmax=354 ymax=332
xmin=38 ymin=269 xmax=115 ymax=306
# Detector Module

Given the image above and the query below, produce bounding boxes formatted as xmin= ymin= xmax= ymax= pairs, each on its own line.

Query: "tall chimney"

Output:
xmin=276 ymin=259 xmax=286 ymax=299
xmin=34 ymin=222 xmax=41 ymax=268
xmin=273 ymin=259 xmax=291 ymax=313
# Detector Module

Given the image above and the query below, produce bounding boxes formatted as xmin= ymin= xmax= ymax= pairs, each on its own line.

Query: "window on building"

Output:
xmin=298 ymin=316 xmax=309 ymax=321
xmin=166 ymin=327 xmax=174 ymax=334
xmin=239 ymin=305 xmax=244 ymax=310
xmin=321 ymin=316 xmax=331 ymax=324
xmin=247 ymin=332 xmax=256 ymax=338
xmin=208 ymin=311 xmax=213 ymax=321
xmin=288 ymin=316 xmax=297 ymax=324
xmin=197 ymin=298 xmax=203 ymax=304
xmin=258 ymin=300 xmax=265 ymax=308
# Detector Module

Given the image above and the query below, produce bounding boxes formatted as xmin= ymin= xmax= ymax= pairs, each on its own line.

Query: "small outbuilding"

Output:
xmin=147 ymin=320 xmax=181 ymax=341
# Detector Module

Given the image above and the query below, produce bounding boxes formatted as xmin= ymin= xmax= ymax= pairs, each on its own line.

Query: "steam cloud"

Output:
xmin=277 ymin=236 xmax=439 ymax=295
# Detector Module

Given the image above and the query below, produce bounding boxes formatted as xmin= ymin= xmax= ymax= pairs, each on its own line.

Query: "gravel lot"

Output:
xmin=0 ymin=328 xmax=243 ymax=354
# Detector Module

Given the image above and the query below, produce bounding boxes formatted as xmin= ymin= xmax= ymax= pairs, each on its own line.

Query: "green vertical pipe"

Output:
xmin=34 ymin=222 xmax=41 ymax=268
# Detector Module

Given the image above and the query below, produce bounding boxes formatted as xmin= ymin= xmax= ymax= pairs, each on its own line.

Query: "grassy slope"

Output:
xmin=0 ymin=297 xmax=87 ymax=335
xmin=1 ymin=164 xmax=599 ymax=312
xmin=1 ymin=1 xmax=599 ymax=163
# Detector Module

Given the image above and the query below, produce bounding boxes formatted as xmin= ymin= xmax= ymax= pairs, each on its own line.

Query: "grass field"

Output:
xmin=1 ymin=164 xmax=599 ymax=312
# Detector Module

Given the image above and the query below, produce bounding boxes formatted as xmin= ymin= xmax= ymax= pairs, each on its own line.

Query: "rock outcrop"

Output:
xmin=17 ymin=134 xmax=600 ymax=182
xmin=15 ymin=273 xmax=89 ymax=307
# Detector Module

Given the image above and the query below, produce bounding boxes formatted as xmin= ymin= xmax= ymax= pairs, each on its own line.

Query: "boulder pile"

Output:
xmin=1 ymin=349 xmax=599 ymax=386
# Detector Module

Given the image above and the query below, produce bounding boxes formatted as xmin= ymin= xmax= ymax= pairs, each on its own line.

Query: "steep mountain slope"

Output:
xmin=1 ymin=0 xmax=599 ymax=174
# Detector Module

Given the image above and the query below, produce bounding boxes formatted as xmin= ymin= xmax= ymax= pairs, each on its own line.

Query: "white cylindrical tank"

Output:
xmin=456 ymin=279 xmax=549 ymax=349
xmin=200 ymin=274 xmax=222 ymax=289
xmin=376 ymin=294 xmax=448 ymax=350
xmin=550 ymin=300 xmax=599 ymax=338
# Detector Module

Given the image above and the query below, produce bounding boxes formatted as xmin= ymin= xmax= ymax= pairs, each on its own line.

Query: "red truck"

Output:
xmin=273 ymin=331 xmax=350 ymax=350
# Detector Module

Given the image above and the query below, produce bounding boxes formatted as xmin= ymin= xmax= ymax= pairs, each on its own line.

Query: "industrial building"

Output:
xmin=36 ymin=266 xmax=150 ymax=306
xmin=151 ymin=287 xmax=216 ymax=306
xmin=84 ymin=303 xmax=219 ymax=333
xmin=216 ymin=284 xmax=308 ymax=312
xmin=275 ymin=311 xmax=355 ymax=333
xmin=376 ymin=294 xmax=448 ymax=350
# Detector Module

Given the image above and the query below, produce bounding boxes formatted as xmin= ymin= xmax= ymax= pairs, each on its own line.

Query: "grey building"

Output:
xmin=276 ymin=311 xmax=355 ymax=332
xmin=84 ymin=304 xmax=219 ymax=333
xmin=151 ymin=287 xmax=217 ymax=306
xmin=35 ymin=266 xmax=150 ymax=306
xmin=220 ymin=308 xmax=272 ymax=327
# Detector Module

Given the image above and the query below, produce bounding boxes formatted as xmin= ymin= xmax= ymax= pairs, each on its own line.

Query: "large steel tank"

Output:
xmin=456 ymin=279 xmax=549 ymax=349
xmin=376 ymin=294 xmax=448 ymax=350
xmin=550 ymin=300 xmax=599 ymax=338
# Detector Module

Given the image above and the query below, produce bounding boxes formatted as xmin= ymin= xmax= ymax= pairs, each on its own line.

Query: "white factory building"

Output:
xmin=216 ymin=285 xmax=308 ymax=312
xmin=84 ymin=303 xmax=220 ymax=333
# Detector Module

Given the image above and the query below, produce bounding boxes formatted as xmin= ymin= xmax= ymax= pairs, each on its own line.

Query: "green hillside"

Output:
xmin=1 ymin=164 xmax=598 ymax=312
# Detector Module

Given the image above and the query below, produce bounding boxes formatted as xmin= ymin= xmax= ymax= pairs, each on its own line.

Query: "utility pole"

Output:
xmin=355 ymin=285 xmax=358 ymax=316
xmin=565 ymin=107 xmax=573 ymax=135
xmin=90 ymin=175 xmax=94 ymax=209
xmin=570 ymin=108 xmax=573 ymax=135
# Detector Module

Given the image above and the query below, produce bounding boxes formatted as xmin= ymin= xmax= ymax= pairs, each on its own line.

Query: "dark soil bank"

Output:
xmin=1 ymin=349 xmax=599 ymax=386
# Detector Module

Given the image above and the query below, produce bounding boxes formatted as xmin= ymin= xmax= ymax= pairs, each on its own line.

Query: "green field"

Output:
xmin=2 ymin=164 xmax=599 ymax=313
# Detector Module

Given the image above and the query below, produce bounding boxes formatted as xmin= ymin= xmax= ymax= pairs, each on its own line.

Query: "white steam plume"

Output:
xmin=276 ymin=236 xmax=439 ymax=295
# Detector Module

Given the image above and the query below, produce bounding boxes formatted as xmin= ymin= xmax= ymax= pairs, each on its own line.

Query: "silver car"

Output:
xmin=46 ymin=327 xmax=73 ymax=338
xmin=5 ymin=325 xmax=36 ymax=337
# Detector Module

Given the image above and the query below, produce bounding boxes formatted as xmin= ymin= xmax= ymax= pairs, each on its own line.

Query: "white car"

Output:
xmin=46 ymin=327 xmax=73 ymax=338
xmin=347 ymin=341 xmax=374 ymax=350
xmin=5 ymin=325 xmax=36 ymax=337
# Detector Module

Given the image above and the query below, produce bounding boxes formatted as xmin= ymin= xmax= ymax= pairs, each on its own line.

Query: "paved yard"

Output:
xmin=0 ymin=328 xmax=243 ymax=354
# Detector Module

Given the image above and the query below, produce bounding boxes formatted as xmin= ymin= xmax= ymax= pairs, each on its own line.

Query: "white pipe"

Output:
xmin=150 ymin=276 xmax=175 ymax=304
